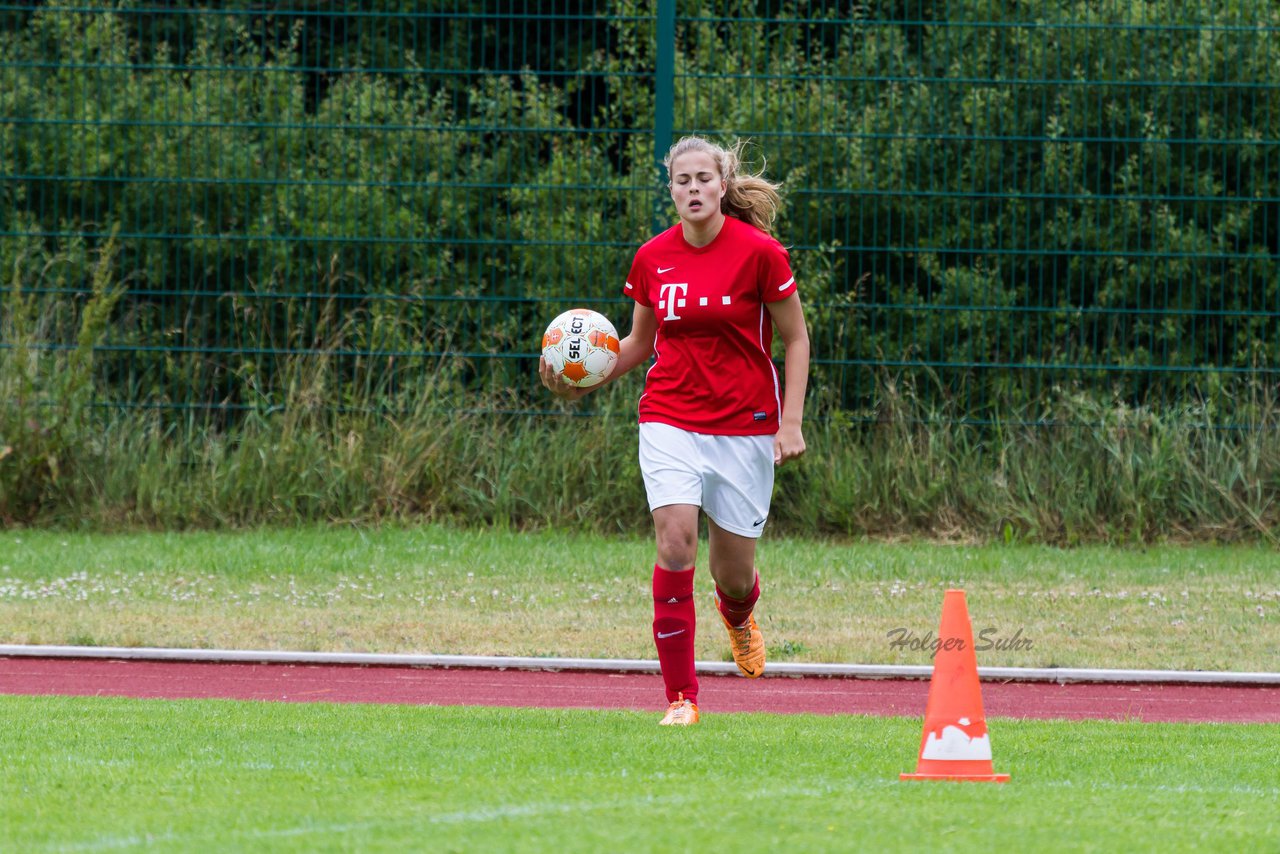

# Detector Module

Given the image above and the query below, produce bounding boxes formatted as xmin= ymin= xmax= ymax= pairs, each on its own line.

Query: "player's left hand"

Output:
xmin=774 ymin=424 xmax=806 ymax=465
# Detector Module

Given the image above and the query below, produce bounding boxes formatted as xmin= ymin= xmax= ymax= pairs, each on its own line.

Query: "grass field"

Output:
xmin=3 ymin=527 xmax=1277 ymax=850
xmin=2 ymin=525 xmax=1277 ymax=671
xmin=1 ymin=695 xmax=1276 ymax=852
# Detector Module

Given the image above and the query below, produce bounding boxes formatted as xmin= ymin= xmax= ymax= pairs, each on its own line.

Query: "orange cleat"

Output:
xmin=659 ymin=692 xmax=700 ymax=726
xmin=719 ymin=605 xmax=766 ymax=678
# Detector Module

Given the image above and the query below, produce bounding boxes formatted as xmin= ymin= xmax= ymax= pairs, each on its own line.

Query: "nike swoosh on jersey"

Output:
xmin=657 ymin=266 xmax=675 ymax=274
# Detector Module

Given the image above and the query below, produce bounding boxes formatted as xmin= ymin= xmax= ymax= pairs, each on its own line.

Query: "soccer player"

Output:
xmin=539 ymin=136 xmax=810 ymax=725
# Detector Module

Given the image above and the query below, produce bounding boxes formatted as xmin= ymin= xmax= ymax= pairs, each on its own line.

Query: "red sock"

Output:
xmin=715 ymin=572 xmax=760 ymax=628
xmin=652 ymin=564 xmax=697 ymax=705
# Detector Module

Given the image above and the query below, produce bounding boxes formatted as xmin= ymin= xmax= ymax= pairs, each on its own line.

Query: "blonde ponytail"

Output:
xmin=664 ymin=136 xmax=782 ymax=234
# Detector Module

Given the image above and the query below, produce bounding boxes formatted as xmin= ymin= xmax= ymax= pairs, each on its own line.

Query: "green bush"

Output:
xmin=3 ymin=0 xmax=1277 ymax=419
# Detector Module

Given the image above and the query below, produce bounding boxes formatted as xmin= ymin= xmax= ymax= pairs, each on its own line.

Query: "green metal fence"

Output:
xmin=3 ymin=1 xmax=1279 ymax=425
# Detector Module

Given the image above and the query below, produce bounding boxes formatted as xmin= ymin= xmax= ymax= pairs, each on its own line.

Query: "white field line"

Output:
xmin=43 ymin=784 xmax=893 ymax=852
xmin=2 ymin=644 xmax=1279 ymax=685
xmin=41 ymin=777 xmax=1280 ymax=852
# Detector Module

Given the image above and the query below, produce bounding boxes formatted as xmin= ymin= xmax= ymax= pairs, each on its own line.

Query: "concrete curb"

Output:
xmin=3 ymin=645 xmax=1278 ymax=685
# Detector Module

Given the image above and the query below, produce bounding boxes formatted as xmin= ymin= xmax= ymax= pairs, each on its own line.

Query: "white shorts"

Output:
xmin=638 ymin=421 xmax=775 ymax=538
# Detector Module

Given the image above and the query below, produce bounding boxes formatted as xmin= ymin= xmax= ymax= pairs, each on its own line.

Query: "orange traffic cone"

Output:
xmin=901 ymin=589 xmax=1010 ymax=783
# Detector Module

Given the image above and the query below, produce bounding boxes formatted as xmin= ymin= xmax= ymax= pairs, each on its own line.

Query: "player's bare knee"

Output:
xmin=655 ymin=528 xmax=697 ymax=571
xmin=708 ymin=557 xmax=754 ymax=597
xmin=656 ymin=542 xmax=696 ymax=571
xmin=715 ymin=574 xmax=754 ymax=599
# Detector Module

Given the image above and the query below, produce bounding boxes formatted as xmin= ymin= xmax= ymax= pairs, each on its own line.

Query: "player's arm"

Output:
xmin=540 ymin=302 xmax=657 ymax=401
xmin=610 ymin=301 xmax=658 ymax=378
xmin=766 ymin=291 xmax=809 ymax=464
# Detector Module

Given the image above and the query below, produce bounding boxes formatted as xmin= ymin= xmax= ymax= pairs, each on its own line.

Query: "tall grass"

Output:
xmin=87 ymin=394 xmax=648 ymax=531
xmin=0 ymin=233 xmax=124 ymax=522
xmin=3 ymin=257 xmax=1279 ymax=541
xmin=5 ymin=383 xmax=1278 ymax=543
xmin=781 ymin=381 xmax=1280 ymax=545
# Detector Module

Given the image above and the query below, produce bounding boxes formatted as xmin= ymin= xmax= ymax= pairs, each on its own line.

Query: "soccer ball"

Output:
xmin=541 ymin=308 xmax=619 ymax=388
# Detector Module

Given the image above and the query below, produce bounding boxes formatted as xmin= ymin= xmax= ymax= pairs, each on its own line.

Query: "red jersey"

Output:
xmin=624 ymin=215 xmax=797 ymax=435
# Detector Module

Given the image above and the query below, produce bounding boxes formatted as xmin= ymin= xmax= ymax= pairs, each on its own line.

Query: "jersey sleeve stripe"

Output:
xmin=757 ymin=305 xmax=782 ymax=417
xmin=624 ymin=281 xmax=635 ymax=290
xmin=776 ymin=277 xmax=795 ymax=291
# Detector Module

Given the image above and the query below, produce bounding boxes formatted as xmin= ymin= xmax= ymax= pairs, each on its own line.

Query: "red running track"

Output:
xmin=2 ymin=657 xmax=1278 ymax=722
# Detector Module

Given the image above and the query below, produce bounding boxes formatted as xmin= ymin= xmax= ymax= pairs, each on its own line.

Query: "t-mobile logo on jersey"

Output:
xmin=657 ymin=282 xmax=688 ymax=320
xmin=657 ymin=282 xmax=732 ymax=321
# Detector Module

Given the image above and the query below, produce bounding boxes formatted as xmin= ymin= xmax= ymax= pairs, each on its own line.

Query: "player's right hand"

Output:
xmin=539 ymin=356 xmax=592 ymax=401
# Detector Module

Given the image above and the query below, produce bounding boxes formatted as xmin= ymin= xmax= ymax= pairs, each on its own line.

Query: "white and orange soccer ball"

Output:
xmin=541 ymin=308 xmax=619 ymax=388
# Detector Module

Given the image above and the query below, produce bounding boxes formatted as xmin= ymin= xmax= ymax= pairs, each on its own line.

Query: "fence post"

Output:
xmin=652 ymin=0 xmax=675 ymax=234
